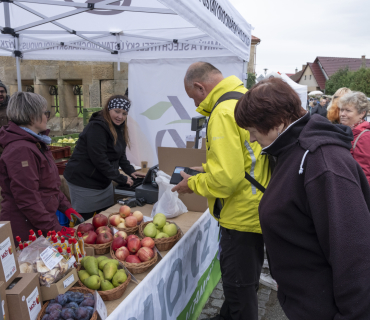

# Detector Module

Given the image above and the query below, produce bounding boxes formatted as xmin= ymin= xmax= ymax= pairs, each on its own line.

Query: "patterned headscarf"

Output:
xmin=108 ymin=97 xmax=131 ymax=112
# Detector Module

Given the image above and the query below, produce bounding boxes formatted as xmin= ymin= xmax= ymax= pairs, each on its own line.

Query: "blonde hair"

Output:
xmin=338 ymin=92 xmax=370 ymax=118
xmin=101 ymin=95 xmax=130 ymax=147
xmin=327 ymin=88 xmax=352 ymax=123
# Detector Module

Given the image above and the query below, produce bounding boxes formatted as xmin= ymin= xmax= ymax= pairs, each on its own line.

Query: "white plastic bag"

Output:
xmin=151 ymin=170 xmax=188 ymax=218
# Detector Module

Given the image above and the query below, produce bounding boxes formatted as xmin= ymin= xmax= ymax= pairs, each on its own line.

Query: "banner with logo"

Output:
xmin=126 ymin=56 xmax=243 ymax=167
xmin=107 ymin=210 xmax=221 ymax=320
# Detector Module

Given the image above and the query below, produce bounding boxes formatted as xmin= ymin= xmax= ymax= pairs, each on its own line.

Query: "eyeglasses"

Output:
xmin=44 ymin=111 xmax=51 ymax=119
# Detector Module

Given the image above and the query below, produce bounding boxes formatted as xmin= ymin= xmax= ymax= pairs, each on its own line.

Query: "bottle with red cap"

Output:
xmin=24 ymin=243 xmax=28 ymax=248
xmin=26 ymin=235 xmax=33 ymax=245
xmin=72 ymin=238 xmax=82 ymax=262
xmin=77 ymin=232 xmax=86 ymax=257
xmin=17 ymin=243 xmax=24 ymax=257
xmin=46 ymin=231 xmax=52 ymax=243
xmin=37 ymin=230 xmax=43 ymax=238
xmin=60 ymin=237 xmax=67 ymax=253
xmin=31 ymin=235 xmax=36 ymax=243
xmin=52 ymin=237 xmax=59 ymax=250
xmin=15 ymin=236 xmax=22 ymax=252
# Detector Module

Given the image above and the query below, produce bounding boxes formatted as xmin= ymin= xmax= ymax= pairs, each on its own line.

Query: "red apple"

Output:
xmin=125 ymin=216 xmax=138 ymax=228
xmin=126 ymin=234 xmax=139 ymax=242
xmin=93 ymin=214 xmax=108 ymax=229
xmin=112 ymin=237 xmax=127 ymax=251
xmin=96 ymin=232 xmax=113 ymax=244
xmin=114 ymin=231 xmax=128 ymax=240
xmin=141 ymin=237 xmax=155 ymax=249
xmin=133 ymin=211 xmax=143 ymax=224
xmin=96 ymin=226 xmax=112 ymax=235
xmin=127 ymin=238 xmax=141 ymax=253
xmin=83 ymin=231 xmax=97 ymax=244
xmin=125 ymin=255 xmax=141 ymax=264
xmin=109 ymin=215 xmax=121 ymax=227
xmin=115 ymin=247 xmax=130 ymax=261
xmin=119 ymin=205 xmax=131 ymax=218
xmin=77 ymin=223 xmax=94 ymax=234
xmin=137 ymin=247 xmax=154 ymax=262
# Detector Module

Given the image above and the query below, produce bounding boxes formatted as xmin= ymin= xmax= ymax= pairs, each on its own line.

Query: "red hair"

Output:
xmin=235 ymin=78 xmax=306 ymax=134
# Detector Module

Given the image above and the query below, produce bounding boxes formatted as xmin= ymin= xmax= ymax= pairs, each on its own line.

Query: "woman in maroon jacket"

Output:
xmin=0 ymin=92 xmax=82 ymax=242
xmin=339 ymin=91 xmax=370 ymax=185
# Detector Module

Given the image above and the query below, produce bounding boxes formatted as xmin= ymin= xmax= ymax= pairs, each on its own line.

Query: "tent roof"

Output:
xmin=0 ymin=0 xmax=253 ymax=63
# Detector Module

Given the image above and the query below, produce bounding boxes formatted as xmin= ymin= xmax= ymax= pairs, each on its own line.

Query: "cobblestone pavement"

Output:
xmin=198 ymin=279 xmax=288 ymax=320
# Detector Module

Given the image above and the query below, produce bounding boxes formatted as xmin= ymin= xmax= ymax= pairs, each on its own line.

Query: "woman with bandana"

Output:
xmin=64 ymin=95 xmax=144 ymax=221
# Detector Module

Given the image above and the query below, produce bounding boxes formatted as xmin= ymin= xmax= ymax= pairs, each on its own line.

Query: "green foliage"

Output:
xmin=246 ymin=73 xmax=256 ymax=89
xmin=326 ymin=67 xmax=370 ymax=96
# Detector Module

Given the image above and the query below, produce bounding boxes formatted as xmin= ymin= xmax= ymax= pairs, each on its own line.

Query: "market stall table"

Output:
xmin=77 ymin=203 xmax=206 ymax=316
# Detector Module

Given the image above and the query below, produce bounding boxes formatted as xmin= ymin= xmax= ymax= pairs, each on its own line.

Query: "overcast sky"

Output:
xmin=229 ymin=0 xmax=370 ymax=77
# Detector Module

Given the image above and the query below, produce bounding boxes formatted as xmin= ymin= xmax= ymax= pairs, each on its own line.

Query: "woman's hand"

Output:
xmin=190 ymin=166 xmax=205 ymax=173
xmin=131 ymin=172 xmax=147 ymax=179
xmin=126 ymin=177 xmax=134 ymax=186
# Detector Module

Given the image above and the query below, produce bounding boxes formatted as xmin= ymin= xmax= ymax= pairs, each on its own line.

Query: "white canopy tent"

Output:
xmin=0 ymin=0 xmax=254 ymax=91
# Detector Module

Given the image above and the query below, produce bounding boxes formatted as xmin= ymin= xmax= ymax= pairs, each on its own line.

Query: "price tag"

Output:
xmin=63 ymin=274 xmax=75 ymax=289
xmin=67 ymin=256 xmax=76 ymax=269
xmin=0 ymin=237 xmax=17 ymax=282
xmin=112 ymin=227 xmax=118 ymax=235
xmin=40 ymin=246 xmax=62 ymax=271
xmin=94 ymin=290 xmax=107 ymax=320
xmin=26 ymin=287 xmax=41 ymax=320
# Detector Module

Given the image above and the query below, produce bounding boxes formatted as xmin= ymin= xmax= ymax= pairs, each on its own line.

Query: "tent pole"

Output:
xmin=4 ymin=3 xmax=11 ymax=27
xmin=243 ymin=60 xmax=248 ymax=87
xmin=116 ymin=34 xmax=121 ymax=71
xmin=15 ymin=37 xmax=22 ymax=92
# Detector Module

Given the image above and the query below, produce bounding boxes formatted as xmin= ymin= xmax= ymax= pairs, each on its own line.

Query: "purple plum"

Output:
xmin=75 ymin=307 xmax=90 ymax=320
xmin=45 ymin=303 xmax=62 ymax=314
xmin=41 ymin=315 xmax=49 ymax=320
xmin=79 ymin=298 xmax=94 ymax=308
xmin=61 ymin=308 xmax=76 ymax=320
xmin=48 ymin=299 xmax=57 ymax=305
xmin=83 ymin=293 xmax=94 ymax=300
xmin=85 ymin=306 xmax=94 ymax=318
xmin=68 ymin=292 xmax=84 ymax=304
xmin=64 ymin=302 xmax=79 ymax=310
xmin=55 ymin=294 xmax=68 ymax=306
xmin=48 ymin=309 xmax=61 ymax=320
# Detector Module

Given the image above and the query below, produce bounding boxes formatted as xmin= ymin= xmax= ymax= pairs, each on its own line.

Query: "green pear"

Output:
xmin=163 ymin=223 xmax=178 ymax=237
xmin=103 ymin=262 xmax=118 ymax=281
xmin=100 ymin=280 xmax=114 ymax=291
xmin=84 ymin=257 xmax=99 ymax=276
xmin=84 ymin=275 xmax=101 ymax=290
xmin=98 ymin=270 xmax=105 ymax=283
xmin=144 ymin=223 xmax=157 ymax=238
xmin=112 ymin=270 xmax=127 ymax=287
xmin=165 ymin=222 xmax=170 ymax=225
xmin=155 ymin=232 xmax=169 ymax=239
xmin=98 ymin=258 xmax=118 ymax=270
xmin=97 ymin=256 xmax=109 ymax=264
xmin=156 ymin=229 xmax=160 ymax=236
xmin=78 ymin=270 xmax=90 ymax=284
xmin=80 ymin=256 xmax=88 ymax=266
xmin=153 ymin=213 xmax=166 ymax=229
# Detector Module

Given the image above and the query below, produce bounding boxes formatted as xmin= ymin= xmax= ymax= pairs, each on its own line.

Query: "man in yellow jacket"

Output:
xmin=172 ymin=62 xmax=270 ymax=320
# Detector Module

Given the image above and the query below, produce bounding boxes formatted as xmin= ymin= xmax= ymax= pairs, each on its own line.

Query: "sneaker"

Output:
xmin=260 ymin=273 xmax=278 ymax=291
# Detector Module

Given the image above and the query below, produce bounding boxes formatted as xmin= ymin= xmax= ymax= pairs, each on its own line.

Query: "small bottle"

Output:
xmin=15 ymin=236 xmax=22 ymax=252
xmin=60 ymin=237 xmax=68 ymax=253
xmin=17 ymin=243 xmax=24 ymax=257
xmin=27 ymin=235 xmax=33 ymax=245
xmin=57 ymin=231 xmax=62 ymax=240
xmin=37 ymin=230 xmax=43 ymax=238
xmin=24 ymin=243 xmax=29 ymax=249
xmin=46 ymin=231 xmax=52 ymax=242
xmin=32 ymin=235 xmax=37 ymax=242
xmin=52 ymin=237 xmax=59 ymax=250
xmin=77 ymin=232 xmax=86 ymax=257
xmin=66 ymin=247 xmax=73 ymax=259
xmin=72 ymin=238 xmax=82 ymax=263
xmin=51 ymin=230 xmax=56 ymax=238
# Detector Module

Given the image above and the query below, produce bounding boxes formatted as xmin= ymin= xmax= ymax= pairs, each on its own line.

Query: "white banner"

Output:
xmin=107 ymin=210 xmax=219 ymax=320
xmin=127 ymin=56 xmax=244 ymax=167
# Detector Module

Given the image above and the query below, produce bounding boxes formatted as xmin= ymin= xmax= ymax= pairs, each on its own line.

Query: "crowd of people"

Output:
xmin=0 ymin=63 xmax=370 ymax=320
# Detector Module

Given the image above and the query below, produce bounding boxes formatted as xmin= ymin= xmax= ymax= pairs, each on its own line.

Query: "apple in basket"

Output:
xmin=141 ymin=237 xmax=155 ymax=249
xmin=96 ymin=226 xmax=112 ymax=235
xmin=77 ymin=223 xmax=94 ymax=234
xmin=127 ymin=235 xmax=139 ymax=242
xmin=109 ymin=214 xmax=121 ymax=227
xmin=126 ymin=255 xmax=141 ymax=264
xmin=133 ymin=211 xmax=143 ymax=224
xmin=93 ymin=214 xmax=108 ymax=229
xmin=112 ymin=237 xmax=127 ymax=251
xmin=114 ymin=231 xmax=128 ymax=240
xmin=125 ymin=216 xmax=138 ymax=228
xmin=127 ymin=238 xmax=141 ymax=253
xmin=137 ymin=247 xmax=154 ymax=262
xmin=119 ymin=205 xmax=131 ymax=218
xmin=96 ymin=232 xmax=113 ymax=244
xmin=83 ymin=231 xmax=97 ymax=244
xmin=115 ymin=247 xmax=130 ymax=261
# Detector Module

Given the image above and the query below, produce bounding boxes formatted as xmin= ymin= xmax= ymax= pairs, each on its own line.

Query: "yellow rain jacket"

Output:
xmin=187 ymin=76 xmax=271 ymax=233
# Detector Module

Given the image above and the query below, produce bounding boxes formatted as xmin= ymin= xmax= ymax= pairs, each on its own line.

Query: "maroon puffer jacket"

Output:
xmin=351 ymin=121 xmax=370 ymax=186
xmin=0 ymin=122 xmax=71 ymax=242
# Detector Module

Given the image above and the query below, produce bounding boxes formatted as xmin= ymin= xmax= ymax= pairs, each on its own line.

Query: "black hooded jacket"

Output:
xmin=260 ymin=113 xmax=370 ymax=319
xmin=0 ymin=95 xmax=9 ymax=128
xmin=64 ymin=111 xmax=135 ymax=190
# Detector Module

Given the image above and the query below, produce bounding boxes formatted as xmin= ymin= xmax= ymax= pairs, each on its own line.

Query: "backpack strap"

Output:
xmin=353 ymin=129 xmax=370 ymax=151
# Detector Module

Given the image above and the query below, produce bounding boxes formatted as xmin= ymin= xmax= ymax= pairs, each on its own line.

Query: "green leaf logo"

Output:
xmin=141 ymin=101 xmax=172 ymax=120
xmin=166 ymin=120 xmax=192 ymax=125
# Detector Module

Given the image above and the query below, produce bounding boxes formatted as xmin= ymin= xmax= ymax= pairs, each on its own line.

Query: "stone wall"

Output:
xmin=0 ymin=57 xmax=128 ymax=135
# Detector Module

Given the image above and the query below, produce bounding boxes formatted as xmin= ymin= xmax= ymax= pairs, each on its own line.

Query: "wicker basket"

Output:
xmin=139 ymin=221 xmax=183 ymax=251
xmin=107 ymin=212 xmax=143 ymax=235
xmin=74 ymin=230 xmax=113 ymax=255
xmin=76 ymin=263 xmax=131 ymax=301
xmin=110 ymin=244 xmax=158 ymax=274
xmin=37 ymin=287 xmax=98 ymax=320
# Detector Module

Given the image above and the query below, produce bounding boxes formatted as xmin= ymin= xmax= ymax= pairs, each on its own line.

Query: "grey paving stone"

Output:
xmin=201 ymin=307 xmax=218 ymax=315
xmin=210 ymin=289 xmax=223 ymax=299
xmin=216 ymin=282 xmax=223 ymax=291
xmin=210 ymin=299 xmax=224 ymax=308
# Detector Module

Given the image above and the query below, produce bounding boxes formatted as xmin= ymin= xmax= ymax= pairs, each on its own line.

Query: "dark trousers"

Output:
xmin=219 ymin=227 xmax=264 ymax=320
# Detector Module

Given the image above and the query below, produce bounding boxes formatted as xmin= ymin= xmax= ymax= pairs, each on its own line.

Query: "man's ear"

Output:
xmin=193 ymin=82 xmax=205 ymax=95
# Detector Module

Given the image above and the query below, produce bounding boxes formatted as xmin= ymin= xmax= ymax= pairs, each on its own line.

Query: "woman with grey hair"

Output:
xmin=0 ymin=91 xmax=82 ymax=242
xmin=339 ymin=91 xmax=370 ymax=184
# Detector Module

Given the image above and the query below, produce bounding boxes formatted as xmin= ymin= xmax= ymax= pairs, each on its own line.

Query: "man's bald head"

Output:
xmin=184 ymin=62 xmax=224 ymax=107
xmin=185 ymin=62 xmax=223 ymax=88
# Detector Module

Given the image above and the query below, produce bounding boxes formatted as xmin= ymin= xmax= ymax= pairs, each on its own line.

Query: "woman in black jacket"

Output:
xmin=234 ymin=78 xmax=370 ymax=319
xmin=64 ymin=95 xmax=144 ymax=220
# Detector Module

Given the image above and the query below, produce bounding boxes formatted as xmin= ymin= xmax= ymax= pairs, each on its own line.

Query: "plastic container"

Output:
xmin=56 ymin=160 xmax=68 ymax=175
xmin=49 ymin=146 xmax=71 ymax=160
xmin=56 ymin=210 xmax=69 ymax=227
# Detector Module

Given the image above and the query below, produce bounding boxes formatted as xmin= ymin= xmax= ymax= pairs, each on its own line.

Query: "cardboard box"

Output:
xmin=0 ymin=222 xmax=20 ymax=288
xmin=6 ymin=273 xmax=43 ymax=320
xmin=40 ymin=268 xmax=78 ymax=301
xmin=0 ymin=281 xmax=9 ymax=320
xmin=158 ymin=147 xmax=208 ymax=212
